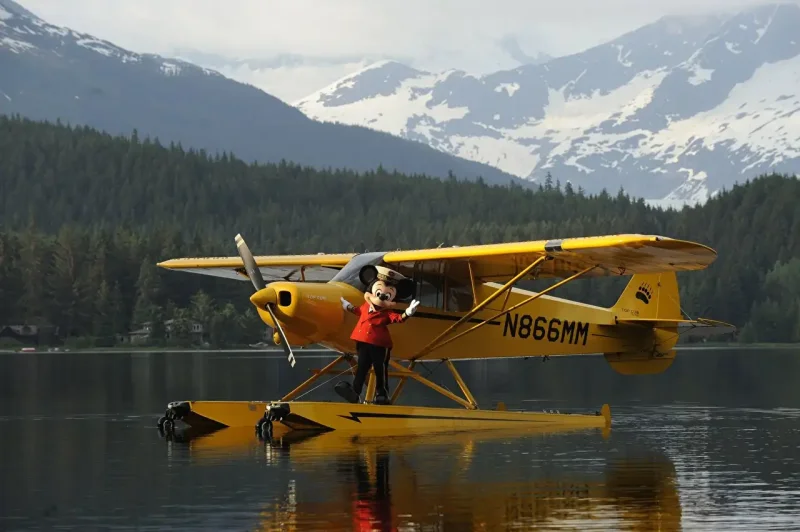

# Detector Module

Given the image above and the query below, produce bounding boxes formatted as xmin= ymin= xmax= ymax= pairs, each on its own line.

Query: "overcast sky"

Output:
xmin=19 ymin=0 xmax=787 ymax=102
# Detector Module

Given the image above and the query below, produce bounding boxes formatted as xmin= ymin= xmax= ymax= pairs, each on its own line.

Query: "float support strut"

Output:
xmin=445 ymin=359 xmax=477 ymax=408
xmin=388 ymin=360 xmax=476 ymax=409
xmin=390 ymin=361 xmax=416 ymax=404
xmin=281 ymin=354 xmax=350 ymax=401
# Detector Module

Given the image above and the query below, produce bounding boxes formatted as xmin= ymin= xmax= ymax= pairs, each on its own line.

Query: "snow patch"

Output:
xmin=0 ymin=6 xmax=12 ymax=21
xmin=648 ymin=53 xmax=800 ymax=164
xmin=534 ymin=69 xmax=667 ymax=134
xmin=160 ymin=62 xmax=182 ymax=76
xmin=754 ymin=5 xmax=777 ymax=44
xmin=565 ymin=155 xmax=594 ymax=174
xmin=660 ymin=170 xmax=710 ymax=205
xmin=446 ymin=134 xmax=541 ymax=178
xmin=11 ymin=24 xmax=35 ymax=35
xmin=687 ymin=63 xmax=714 ymax=85
xmin=297 ymin=70 xmax=468 ymax=139
xmin=725 ymin=41 xmax=742 ymax=54
xmin=1 ymin=36 xmax=35 ymax=53
xmin=43 ymin=24 xmax=68 ymax=37
xmin=77 ymin=38 xmax=113 ymax=57
xmin=614 ymin=44 xmax=633 ymax=67
xmin=494 ymin=82 xmax=519 ymax=96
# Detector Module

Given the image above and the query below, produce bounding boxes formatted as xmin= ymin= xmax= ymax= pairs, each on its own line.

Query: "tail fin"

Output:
xmin=607 ymin=272 xmax=736 ymax=375
xmin=612 ymin=272 xmax=681 ymax=321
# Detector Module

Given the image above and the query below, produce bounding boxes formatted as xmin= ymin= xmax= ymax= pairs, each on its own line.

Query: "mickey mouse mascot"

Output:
xmin=335 ymin=264 xmax=420 ymax=405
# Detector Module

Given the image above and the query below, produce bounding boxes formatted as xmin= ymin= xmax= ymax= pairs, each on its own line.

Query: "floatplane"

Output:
xmin=154 ymin=233 xmax=734 ymax=438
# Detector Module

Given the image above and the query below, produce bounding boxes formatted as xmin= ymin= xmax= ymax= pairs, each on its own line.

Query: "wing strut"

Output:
xmin=410 ymin=263 xmax=598 ymax=362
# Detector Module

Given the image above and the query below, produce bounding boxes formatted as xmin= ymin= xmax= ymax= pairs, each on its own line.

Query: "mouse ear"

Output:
xmin=395 ymin=278 xmax=415 ymax=301
xmin=359 ymin=265 xmax=378 ymax=286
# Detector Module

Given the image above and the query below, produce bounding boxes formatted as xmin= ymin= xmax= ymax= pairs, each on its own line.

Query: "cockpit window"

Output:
xmin=330 ymin=252 xmax=387 ymax=291
xmin=330 ymin=253 xmax=475 ymax=311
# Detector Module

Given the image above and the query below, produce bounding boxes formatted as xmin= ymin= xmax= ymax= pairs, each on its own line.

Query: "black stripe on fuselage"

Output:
xmin=413 ymin=311 xmax=501 ymax=326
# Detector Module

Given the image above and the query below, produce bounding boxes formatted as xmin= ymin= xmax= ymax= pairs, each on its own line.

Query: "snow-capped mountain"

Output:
xmin=0 ymin=0 xmax=221 ymax=79
xmin=0 ymin=0 xmax=522 ymax=186
xmin=296 ymin=3 xmax=800 ymax=204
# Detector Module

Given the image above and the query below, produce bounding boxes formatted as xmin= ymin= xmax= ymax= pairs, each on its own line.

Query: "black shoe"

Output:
xmin=334 ymin=381 xmax=361 ymax=404
xmin=374 ymin=394 xmax=391 ymax=406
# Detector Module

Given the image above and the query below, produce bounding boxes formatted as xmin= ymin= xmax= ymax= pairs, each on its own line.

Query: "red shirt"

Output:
xmin=349 ymin=301 xmax=405 ymax=348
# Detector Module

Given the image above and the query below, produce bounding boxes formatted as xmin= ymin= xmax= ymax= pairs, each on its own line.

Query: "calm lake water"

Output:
xmin=1 ymin=347 xmax=800 ymax=531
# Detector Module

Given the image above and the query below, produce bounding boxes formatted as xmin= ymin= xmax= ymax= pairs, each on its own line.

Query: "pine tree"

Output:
xmin=93 ymin=280 xmax=116 ymax=346
xmin=189 ymin=290 xmax=214 ymax=339
xmin=131 ymin=258 xmax=161 ymax=329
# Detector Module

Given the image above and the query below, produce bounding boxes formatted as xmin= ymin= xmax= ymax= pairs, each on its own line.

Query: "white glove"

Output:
xmin=341 ymin=297 xmax=354 ymax=312
xmin=403 ymin=299 xmax=420 ymax=318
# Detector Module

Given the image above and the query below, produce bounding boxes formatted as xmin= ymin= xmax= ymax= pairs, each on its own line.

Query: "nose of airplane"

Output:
xmin=250 ymin=286 xmax=277 ymax=308
xmin=249 ymin=281 xmax=353 ymax=344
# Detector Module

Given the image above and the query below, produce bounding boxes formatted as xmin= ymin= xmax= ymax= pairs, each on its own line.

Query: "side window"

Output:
xmin=444 ymin=260 xmax=475 ymax=312
xmin=407 ymin=260 xmax=476 ymax=312
xmin=446 ymin=281 xmax=474 ymax=312
xmin=411 ymin=261 xmax=445 ymax=310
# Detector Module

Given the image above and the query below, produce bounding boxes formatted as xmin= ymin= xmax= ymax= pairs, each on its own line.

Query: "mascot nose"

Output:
xmin=379 ymin=293 xmax=390 ymax=301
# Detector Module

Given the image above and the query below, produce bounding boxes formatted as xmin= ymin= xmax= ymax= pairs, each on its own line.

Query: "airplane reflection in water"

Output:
xmin=165 ymin=425 xmax=682 ymax=531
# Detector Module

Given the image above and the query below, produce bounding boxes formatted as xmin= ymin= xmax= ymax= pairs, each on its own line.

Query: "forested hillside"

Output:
xmin=0 ymin=115 xmax=798 ymax=346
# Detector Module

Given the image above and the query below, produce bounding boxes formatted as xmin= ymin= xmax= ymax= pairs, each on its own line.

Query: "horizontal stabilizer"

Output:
xmin=616 ymin=317 xmax=736 ymax=338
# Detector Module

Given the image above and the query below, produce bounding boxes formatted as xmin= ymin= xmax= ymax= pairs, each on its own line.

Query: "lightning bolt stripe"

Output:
xmin=336 ymin=411 xmax=563 ymax=423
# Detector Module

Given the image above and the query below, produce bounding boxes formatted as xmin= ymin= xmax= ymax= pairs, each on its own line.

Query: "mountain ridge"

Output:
xmin=295 ymin=2 xmax=800 ymax=204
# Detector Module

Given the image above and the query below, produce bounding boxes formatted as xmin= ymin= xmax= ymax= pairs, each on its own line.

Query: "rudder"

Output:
xmin=606 ymin=272 xmax=683 ymax=376
xmin=612 ymin=271 xmax=681 ymax=321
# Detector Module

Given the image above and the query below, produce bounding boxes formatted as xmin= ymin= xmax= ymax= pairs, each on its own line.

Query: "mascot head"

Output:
xmin=359 ymin=265 xmax=415 ymax=309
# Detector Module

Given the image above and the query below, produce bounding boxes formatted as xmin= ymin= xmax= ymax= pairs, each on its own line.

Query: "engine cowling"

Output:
xmin=254 ymin=281 xmax=360 ymax=346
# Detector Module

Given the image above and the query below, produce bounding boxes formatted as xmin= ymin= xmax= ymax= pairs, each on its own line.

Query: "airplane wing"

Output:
xmin=381 ymin=234 xmax=717 ymax=282
xmin=156 ymin=253 xmax=356 ymax=282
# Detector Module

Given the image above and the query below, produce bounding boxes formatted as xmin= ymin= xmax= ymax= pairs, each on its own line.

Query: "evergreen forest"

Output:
xmin=1 ymin=115 xmax=798 ymax=347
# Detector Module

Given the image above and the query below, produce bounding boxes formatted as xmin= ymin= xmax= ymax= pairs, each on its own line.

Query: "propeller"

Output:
xmin=235 ymin=233 xmax=296 ymax=367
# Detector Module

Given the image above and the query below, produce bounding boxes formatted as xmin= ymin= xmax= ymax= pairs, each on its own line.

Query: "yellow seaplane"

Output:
xmin=155 ymin=233 xmax=734 ymax=438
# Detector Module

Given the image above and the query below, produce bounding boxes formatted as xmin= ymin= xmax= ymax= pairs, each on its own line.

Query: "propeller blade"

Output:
xmin=265 ymin=304 xmax=296 ymax=367
xmin=234 ymin=233 xmax=294 ymax=368
xmin=235 ymin=233 xmax=265 ymax=292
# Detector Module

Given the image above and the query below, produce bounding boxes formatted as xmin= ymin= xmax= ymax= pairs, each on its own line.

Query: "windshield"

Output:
xmin=330 ymin=252 xmax=387 ymax=291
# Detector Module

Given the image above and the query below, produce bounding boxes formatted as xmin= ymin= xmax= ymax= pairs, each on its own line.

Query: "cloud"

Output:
xmin=18 ymin=0 xmax=793 ymax=101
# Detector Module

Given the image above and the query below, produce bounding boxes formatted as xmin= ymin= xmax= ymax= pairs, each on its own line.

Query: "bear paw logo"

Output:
xmin=635 ymin=283 xmax=653 ymax=304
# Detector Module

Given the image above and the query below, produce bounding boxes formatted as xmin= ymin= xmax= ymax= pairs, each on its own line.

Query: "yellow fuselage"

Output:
xmin=255 ymin=280 xmax=677 ymax=368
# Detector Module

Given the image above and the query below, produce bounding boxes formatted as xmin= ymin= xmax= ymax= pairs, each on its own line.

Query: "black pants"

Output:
xmin=352 ymin=342 xmax=390 ymax=399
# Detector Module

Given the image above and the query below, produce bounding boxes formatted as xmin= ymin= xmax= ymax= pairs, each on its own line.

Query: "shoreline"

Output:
xmin=2 ymin=343 xmax=798 ymax=355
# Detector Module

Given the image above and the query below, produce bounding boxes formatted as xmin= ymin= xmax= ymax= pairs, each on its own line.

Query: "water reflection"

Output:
xmin=3 ymin=348 xmax=800 ymax=530
xmin=171 ymin=426 xmax=681 ymax=530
